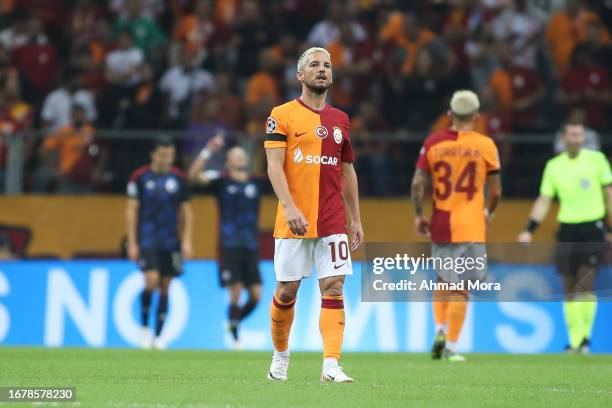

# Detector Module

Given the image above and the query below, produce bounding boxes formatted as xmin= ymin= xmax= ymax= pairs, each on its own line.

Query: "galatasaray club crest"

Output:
xmin=333 ymin=126 xmax=342 ymax=144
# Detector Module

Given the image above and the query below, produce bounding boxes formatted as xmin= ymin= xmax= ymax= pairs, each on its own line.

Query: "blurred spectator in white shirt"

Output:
xmin=307 ymin=0 xmax=366 ymax=47
xmin=159 ymin=47 xmax=214 ymax=125
xmin=0 ymin=13 xmax=48 ymax=51
xmin=41 ymin=69 xmax=97 ymax=130
xmin=493 ymin=0 xmax=543 ymax=68
xmin=105 ymin=30 xmax=144 ymax=87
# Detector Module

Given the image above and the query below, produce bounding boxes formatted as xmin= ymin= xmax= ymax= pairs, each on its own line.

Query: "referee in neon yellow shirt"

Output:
xmin=518 ymin=121 xmax=612 ymax=353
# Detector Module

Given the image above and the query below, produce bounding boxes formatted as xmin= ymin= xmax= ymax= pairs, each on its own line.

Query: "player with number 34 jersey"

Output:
xmin=416 ymin=115 xmax=500 ymax=243
xmin=411 ymin=90 xmax=502 ymax=363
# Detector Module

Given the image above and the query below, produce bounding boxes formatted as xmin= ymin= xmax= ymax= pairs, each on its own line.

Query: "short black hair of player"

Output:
xmin=151 ymin=135 xmax=175 ymax=152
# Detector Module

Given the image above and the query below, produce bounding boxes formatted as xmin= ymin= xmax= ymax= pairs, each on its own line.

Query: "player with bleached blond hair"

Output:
xmin=264 ymin=47 xmax=363 ymax=382
xmin=411 ymin=90 xmax=502 ymax=362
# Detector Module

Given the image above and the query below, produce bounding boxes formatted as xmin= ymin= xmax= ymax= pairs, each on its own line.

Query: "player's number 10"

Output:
xmin=329 ymin=241 xmax=349 ymax=262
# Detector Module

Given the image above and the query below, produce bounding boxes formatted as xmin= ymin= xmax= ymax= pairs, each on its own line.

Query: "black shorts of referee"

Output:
xmin=554 ymin=220 xmax=607 ymax=275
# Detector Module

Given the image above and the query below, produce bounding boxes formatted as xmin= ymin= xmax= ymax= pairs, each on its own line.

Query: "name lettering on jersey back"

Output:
xmin=293 ymin=148 xmax=338 ymax=166
xmin=432 ymin=146 xmax=481 ymax=159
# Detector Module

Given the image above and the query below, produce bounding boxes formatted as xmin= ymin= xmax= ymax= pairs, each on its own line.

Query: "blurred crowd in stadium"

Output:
xmin=0 ymin=0 xmax=610 ymax=195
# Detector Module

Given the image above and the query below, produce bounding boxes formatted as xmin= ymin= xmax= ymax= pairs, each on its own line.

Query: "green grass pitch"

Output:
xmin=0 ymin=348 xmax=611 ymax=407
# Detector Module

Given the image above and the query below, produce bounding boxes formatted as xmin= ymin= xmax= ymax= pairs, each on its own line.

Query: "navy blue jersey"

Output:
xmin=127 ymin=165 xmax=191 ymax=251
xmin=210 ymin=176 xmax=261 ymax=250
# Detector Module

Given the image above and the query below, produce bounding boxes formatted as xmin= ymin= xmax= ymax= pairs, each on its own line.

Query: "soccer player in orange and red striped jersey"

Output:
xmin=411 ymin=90 xmax=502 ymax=362
xmin=265 ymin=47 xmax=363 ymax=382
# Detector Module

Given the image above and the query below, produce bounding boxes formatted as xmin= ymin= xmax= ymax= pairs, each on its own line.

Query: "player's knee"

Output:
xmin=276 ymin=287 xmax=297 ymax=303
xmin=321 ymin=277 xmax=344 ymax=297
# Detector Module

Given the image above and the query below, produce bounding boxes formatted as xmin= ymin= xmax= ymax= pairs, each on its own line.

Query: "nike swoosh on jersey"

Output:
xmin=295 ymin=131 xmax=309 ymax=137
xmin=333 ymin=263 xmax=346 ymax=270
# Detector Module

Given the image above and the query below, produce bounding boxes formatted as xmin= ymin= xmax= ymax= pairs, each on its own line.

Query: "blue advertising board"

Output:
xmin=0 ymin=260 xmax=610 ymax=353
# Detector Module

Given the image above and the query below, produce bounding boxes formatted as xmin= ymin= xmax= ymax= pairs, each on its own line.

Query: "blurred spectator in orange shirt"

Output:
xmin=245 ymin=48 xmax=281 ymax=145
xmin=172 ymin=0 xmax=218 ymax=66
xmin=379 ymin=11 xmax=435 ymax=76
xmin=245 ymin=48 xmax=281 ymax=107
xmin=215 ymin=0 xmax=240 ymax=25
xmin=37 ymin=104 xmax=107 ymax=193
xmin=546 ymin=0 xmax=611 ymax=77
xmin=0 ymin=0 xmax=14 ymax=17
xmin=70 ymin=19 xmax=114 ymax=92
xmin=489 ymin=45 xmax=545 ymax=131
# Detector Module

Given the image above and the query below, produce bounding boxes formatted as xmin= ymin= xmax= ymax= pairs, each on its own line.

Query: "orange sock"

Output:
xmin=270 ymin=295 xmax=296 ymax=352
xmin=433 ymin=289 xmax=450 ymax=330
xmin=447 ymin=293 xmax=468 ymax=343
xmin=320 ymin=296 xmax=345 ymax=360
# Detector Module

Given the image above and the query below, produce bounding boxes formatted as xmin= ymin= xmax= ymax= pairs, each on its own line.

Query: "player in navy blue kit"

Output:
xmin=126 ymin=136 xmax=193 ymax=349
xmin=188 ymin=133 xmax=262 ymax=347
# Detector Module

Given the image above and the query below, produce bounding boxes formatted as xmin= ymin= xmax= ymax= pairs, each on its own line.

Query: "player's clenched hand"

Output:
xmin=206 ymin=132 xmax=225 ymax=152
xmin=350 ymin=221 xmax=364 ymax=251
xmin=517 ymin=231 xmax=532 ymax=243
xmin=181 ymin=241 xmax=193 ymax=260
xmin=415 ymin=216 xmax=431 ymax=238
xmin=128 ymin=242 xmax=139 ymax=261
xmin=284 ymin=204 xmax=309 ymax=236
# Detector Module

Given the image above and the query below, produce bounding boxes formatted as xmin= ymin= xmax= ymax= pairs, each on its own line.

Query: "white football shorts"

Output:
xmin=273 ymin=234 xmax=353 ymax=281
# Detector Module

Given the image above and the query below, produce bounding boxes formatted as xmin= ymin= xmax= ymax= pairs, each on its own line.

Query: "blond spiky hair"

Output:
xmin=450 ymin=90 xmax=480 ymax=117
xmin=297 ymin=47 xmax=331 ymax=72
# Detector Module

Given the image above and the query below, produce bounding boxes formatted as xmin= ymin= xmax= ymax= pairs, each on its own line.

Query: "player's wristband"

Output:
xmin=525 ymin=219 xmax=539 ymax=233
xmin=199 ymin=148 xmax=211 ymax=161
